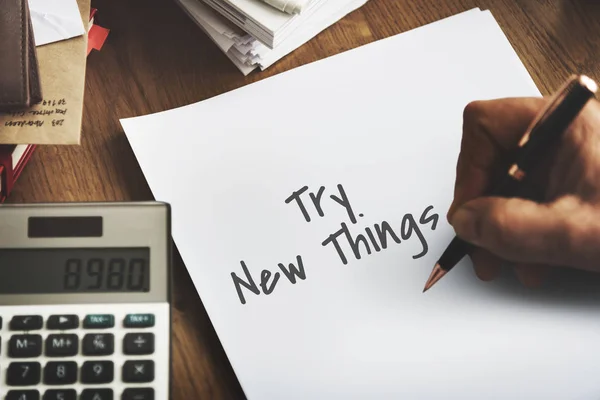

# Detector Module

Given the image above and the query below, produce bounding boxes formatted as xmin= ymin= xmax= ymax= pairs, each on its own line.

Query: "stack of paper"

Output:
xmin=122 ymin=8 xmax=600 ymax=400
xmin=176 ymin=0 xmax=368 ymax=75
xmin=261 ymin=0 xmax=314 ymax=15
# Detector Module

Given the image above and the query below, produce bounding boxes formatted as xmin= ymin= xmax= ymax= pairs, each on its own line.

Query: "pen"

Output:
xmin=423 ymin=74 xmax=599 ymax=292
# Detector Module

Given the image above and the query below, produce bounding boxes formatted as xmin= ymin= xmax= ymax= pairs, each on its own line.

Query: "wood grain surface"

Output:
xmin=7 ymin=0 xmax=600 ymax=398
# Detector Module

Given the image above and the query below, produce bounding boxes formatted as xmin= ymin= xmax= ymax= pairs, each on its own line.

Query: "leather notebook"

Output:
xmin=0 ymin=0 xmax=42 ymax=112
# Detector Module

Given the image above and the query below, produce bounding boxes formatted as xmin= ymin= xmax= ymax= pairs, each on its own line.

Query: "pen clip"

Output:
xmin=518 ymin=75 xmax=597 ymax=148
xmin=510 ymin=74 xmax=598 ymax=181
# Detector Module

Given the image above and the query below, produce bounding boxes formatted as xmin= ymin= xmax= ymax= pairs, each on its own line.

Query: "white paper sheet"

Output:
xmin=179 ymin=0 xmax=368 ymax=73
xmin=204 ymin=23 xmax=258 ymax=75
xmin=122 ymin=9 xmax=600 ymax=400
xmin=179 ymin=0 xmax=249 ymax=40
xmin=176 ymin=0 xmax=258 ymax=75
xmin=256 ymin=0 xmax=367 ymax=69
xmin=203 ymin=0 xmax=328 ymax=47
xmin=259 ymin=0 xmax=314 ymax=14
xmin=28 ymin=0 xmax=86 ymax=47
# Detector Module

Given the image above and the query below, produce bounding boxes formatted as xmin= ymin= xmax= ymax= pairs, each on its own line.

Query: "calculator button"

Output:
xmin=10 ymin=316 xmax=43 ymax=331
xmin=80 ymin=389 xmax=113 ymax=400
xmin=82 ymin=333 xmax=114 ymax=356
xmin=122 ymin=360 xmax=154 ymax=383
xmin=47 ymin=315 xmax=79 ymax=330
xmin=45 ymin=334 xmax=78 ymax=357
xmin=9 ymin=335 xmax=42 ymax=358
xmin=43 ymin=389 xmax=76 ymax=400
xmin=121 ymin=388 xmax=154 ymax=400
xmin=81 ymin=361 xmax=113 ymax=384
xmin=43 ymin=361 xmax=77 ymax=385
xmin=124 ymin=314 xmax=155 ymax=328
xmin=6 ymin=390 xmax=40 ymax=400
xmin=123 ymin=333 xmax=154 ymax=355
xmin=6 ymin=362 xmax=41 ymax=385
xmin=83 ymin=315 xmax=114 ymax=329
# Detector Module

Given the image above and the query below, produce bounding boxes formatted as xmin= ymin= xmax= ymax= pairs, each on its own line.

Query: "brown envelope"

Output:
xmin=0 ymin=0 xmax=90 ymax=145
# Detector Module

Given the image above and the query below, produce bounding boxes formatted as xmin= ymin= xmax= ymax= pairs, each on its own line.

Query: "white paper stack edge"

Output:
xmin=176 ymin=0 xmax=369 ymax=75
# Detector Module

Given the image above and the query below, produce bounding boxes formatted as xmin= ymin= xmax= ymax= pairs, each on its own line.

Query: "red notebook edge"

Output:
xmin=13 ymin=144 xmax=36 ymax=182
xmin=0 ymin=144 xmax=36 ymax=203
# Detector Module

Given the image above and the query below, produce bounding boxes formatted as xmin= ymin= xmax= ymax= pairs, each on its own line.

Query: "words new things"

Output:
xmin=231 ymin=184 xmax=440 ymax=305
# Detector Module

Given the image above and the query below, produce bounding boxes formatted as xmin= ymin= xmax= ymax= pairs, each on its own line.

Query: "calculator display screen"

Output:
xmin=0 ymin=248 xmax=150 ymax=294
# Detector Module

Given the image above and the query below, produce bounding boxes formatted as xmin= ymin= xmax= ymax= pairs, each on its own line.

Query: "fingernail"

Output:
xmin=450 ymin=206 xmax=479 ymax=244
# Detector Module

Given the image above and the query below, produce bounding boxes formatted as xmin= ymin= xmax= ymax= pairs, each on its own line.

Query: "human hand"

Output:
xmin=447 ymin=96 xmax=600 ymax=287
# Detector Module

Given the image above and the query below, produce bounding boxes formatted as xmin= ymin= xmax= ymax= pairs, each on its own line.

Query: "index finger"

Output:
xmin=447 ymin=97 xmax=548 ymax=221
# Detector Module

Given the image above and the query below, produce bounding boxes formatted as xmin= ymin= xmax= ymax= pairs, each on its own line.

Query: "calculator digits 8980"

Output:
xmin=0 ymin=202 xmax=172 ymax=400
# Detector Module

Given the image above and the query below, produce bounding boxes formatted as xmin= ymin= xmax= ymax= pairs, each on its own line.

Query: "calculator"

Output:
xmin=0 ymin=202 xmax=172 ymax=400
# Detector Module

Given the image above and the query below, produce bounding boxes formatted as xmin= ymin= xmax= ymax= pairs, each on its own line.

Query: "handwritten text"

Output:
xmin=230 ymin=184 xmax=439 ymax=305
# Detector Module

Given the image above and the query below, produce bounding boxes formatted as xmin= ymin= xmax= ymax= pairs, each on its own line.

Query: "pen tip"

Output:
xmin=422 ymin=263 xmax=447 ymax=293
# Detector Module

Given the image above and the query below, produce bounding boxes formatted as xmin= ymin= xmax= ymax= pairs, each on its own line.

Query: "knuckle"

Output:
xmin=463 ymin=100 xmax=483 ymax=131
xmin=461 ymin=101 xmax=495 ymax=165
xmin=462 ymin=101 xmax=485 ymax=126
xmin=553 ymin=195 xmax=581 ymax=212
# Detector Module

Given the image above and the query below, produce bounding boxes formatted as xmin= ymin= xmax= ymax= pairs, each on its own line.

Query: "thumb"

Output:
xmin=449 ymin=195 xmax=600 ymax=271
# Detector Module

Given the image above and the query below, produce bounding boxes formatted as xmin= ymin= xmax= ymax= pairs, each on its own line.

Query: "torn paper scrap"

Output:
xmin=29 ymin=0 xmax=86 ymax=47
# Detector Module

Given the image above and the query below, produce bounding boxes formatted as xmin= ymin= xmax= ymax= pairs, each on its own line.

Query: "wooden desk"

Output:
xmin=7 ymin=0 xmax=600 ymax=398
